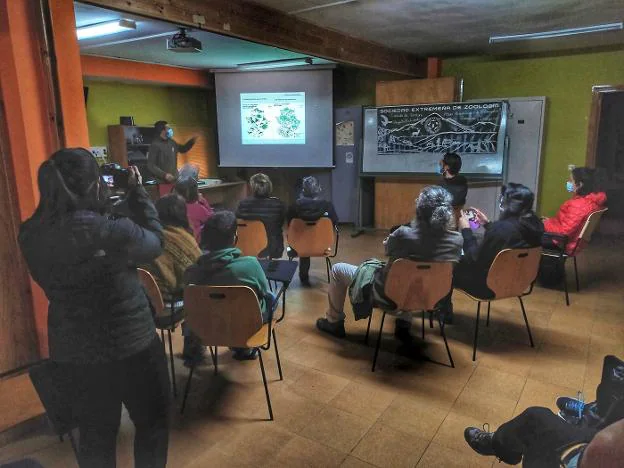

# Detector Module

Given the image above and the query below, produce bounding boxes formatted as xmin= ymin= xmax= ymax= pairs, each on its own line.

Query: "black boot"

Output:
xmin=316 ymin=318 xmax=346 ymax=338
xmin=394 ymin=319 xmax=414 ymax=343
xmin=464 ymin=426 xmax=496 ymax=457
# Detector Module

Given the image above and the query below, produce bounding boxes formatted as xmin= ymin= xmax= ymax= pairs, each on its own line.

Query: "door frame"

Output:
xmin=586 ymin=85 xmax=624 ymax=168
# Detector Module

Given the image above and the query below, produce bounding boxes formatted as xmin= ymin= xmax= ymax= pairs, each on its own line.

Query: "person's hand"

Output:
xmin=470 ymin=207 xmax=489 ymax=225
xmin=164 ymin=173 xmax=176 ymax=183
xmin=458 ymin=210 xmax=471 ymax=230
xmin=128 ymin=166 xmax=142 ymax=187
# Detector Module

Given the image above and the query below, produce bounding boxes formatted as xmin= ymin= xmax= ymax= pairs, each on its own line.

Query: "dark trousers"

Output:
xmin=299 ymin=257 xmax=310 ymax=279
xmin=59 ymin=336 xmax=171 ymax=468
xmin=493 ymin=407 xmax=596 ymax=467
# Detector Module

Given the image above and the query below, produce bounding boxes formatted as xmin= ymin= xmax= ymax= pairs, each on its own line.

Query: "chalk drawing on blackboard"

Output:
xmin=377 ymin=102 xmax=502 ymax=155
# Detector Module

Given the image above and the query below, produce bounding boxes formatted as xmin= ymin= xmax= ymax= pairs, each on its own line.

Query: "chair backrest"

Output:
xmin=137 ymin=268 xmax=165 ymax=317
xmin=486 ymin=247 xmax=542 ymax=299
xmin=384 ymin=259 xmax=454 ymax=311
xmin=184 ymin=285 xmax=264 ymax=348
xmin=578 ymin=208 xmax=608 ymax=245
xmin=287 ymin=217 xmax=335 ymax=257
xmin=236 ymin=219 xmax=268 ymax=257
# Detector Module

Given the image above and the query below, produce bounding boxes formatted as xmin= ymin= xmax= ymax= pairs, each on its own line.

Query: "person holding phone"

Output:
xmin=19 ymin=149 xmax=170 ymax=468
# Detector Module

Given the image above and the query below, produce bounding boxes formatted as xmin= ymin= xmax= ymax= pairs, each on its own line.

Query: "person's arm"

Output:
xmin=147 ymin=144 xmax=167 ymax=181
xmin=100 ymin=185 xmax=163 ymax=264
xmin=175 ymin=137 xmax=197 ymax=154
xmin=544 ymin=200 xmax=586 ymax=237
xmin=463 ymin=222 xmax=507 ymax=269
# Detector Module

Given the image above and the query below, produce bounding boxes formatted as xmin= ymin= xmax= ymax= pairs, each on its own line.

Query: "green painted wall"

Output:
xmin=84 ymin=79 xmax=214 ymax=146
xmin=443 ymin=49 xmax=624 ymax=215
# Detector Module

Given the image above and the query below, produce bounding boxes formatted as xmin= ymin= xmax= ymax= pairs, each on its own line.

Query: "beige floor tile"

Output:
xmin=416 ymin=442 xmax=494 ymax=468
xmin=290 ymin=368 xmax=351 ymax=404
xmin=268 ymin=435 xmax=347 ymax=467
xmin=464 ymin=365 xmax=526 ymax=401
xmin=263 ymin=384 xmax=325 ymax=433
xmin=341 ymin=456 xmax=376 ymax=468
xmin=452 ymin=386 xmax=517 ymax=427
xmin=352 ymin=422 xmax=429 ymax=468
xmin=329 ymin=381 xmax=397 ymax=422
xmin=378 ymin=395 xmax=449 ymax=437
xmin=514 ymin=379 xmax=577 ymax=416
xmin=218 ymin=423 xmax=295 ymax=466
xmin=184 ymin=445 xmax=254 ymax=468
xmin=301 ymin=406 xmax=373 ymax=452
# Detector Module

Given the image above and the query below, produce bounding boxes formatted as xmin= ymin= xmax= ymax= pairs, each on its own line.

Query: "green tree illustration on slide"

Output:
xmin=246 ymin=107 xmax=269 ymax=137
xmin=277 ymin=107 xmax=301 ymax=138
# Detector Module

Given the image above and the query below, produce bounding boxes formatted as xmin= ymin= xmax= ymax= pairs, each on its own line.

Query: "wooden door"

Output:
xmin=0 ymin=101 xmax=40 ymax=375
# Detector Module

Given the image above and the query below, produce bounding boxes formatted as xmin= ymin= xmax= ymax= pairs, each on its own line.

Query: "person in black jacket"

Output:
xmin=445 ymin=183 xmax=543 ymax=323
xmin=19 ymin=149 xmax=170 ymax=468
xmin=236 ymin=173 xmax=286 ymax=258
xmin=439 ymin=152 xmax=468 ymax=208
xmin=287 ymin=176 xmax=338 ymax=285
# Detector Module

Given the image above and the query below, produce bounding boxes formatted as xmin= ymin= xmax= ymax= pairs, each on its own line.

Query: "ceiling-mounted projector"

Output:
xmin=167 ymin=28 xmax=202 ymax=53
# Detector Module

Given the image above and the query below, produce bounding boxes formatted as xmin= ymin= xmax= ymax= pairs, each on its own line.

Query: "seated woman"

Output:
xmin=174 ymin=177 xmax=214 ymax=243
xmin=543 ymin=167 xmax=607 ymax=254
xmin=236 ymin=173 xmax=286 ymax=258
xmin=316 ymin=186 xmax=463 ymax=346
xmin=453 ymin=183 xmax=544 ymax=305
xmin=287 ymin=176 xmax=339 ymax=286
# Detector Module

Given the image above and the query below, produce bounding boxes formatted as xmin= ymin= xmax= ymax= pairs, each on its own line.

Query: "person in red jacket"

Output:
xmin=543 ymin=167 xmax=607 ymax=254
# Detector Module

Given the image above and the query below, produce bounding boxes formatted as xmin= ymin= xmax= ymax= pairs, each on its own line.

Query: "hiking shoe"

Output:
xmin=299 ymin=276 xmax=312 ymax=287
xmin=464 ymin=424 xmax=495 ymax=457
xmin=394 ymin=324 xmax=415 ymax=343
xmin=232 ymin=348 xmax=259 ymax=361
xmin=316 ymin=318 xmax=346 ymax=338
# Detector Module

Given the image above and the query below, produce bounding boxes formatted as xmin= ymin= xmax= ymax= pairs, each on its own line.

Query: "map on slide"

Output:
xmin=241 ymin=92 xmax=306 ymax=145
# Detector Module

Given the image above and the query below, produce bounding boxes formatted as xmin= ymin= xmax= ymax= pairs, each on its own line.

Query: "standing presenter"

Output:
xmin=148 ymin=120 xmax=197 ymax=196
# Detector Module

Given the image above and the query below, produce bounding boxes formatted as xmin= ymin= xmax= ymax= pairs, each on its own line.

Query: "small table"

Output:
xmin=259 ymin=259 xmax=299 ymax=322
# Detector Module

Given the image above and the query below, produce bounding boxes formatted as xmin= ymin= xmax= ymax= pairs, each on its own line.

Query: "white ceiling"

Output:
xmin=249 ymin=0 xmax=624 ymax=56
xmin=74 ymin=2 xmax=331 ymax=69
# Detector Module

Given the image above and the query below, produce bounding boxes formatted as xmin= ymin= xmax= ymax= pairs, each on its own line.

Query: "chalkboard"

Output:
xmin=363 ymin=101 xmax=508 ymax=177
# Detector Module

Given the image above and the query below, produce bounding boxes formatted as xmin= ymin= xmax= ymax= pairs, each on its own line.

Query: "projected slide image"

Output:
xmin=241 ymin=92 xmax=305 ymax=145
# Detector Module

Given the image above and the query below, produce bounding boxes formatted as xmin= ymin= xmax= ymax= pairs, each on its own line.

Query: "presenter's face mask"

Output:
xmin=566 ymin=181 xmax=576 ymax=193
xmin=439 ymin=162 xmax=446 ymax=174
xmin=166 ymin=128 xmax=174 ymax=139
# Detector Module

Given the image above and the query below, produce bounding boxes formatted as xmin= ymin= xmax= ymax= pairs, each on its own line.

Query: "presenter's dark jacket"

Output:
xmin=286 ymin=197 xmax=339 ymax=225
xmin=440 ymin=175 xmax=468 ymax=207
xmin=236 ymin=196 xmax=286 ymax=258
xmin=147 ymin=136 xmax=196 ymax=182
xmin=455 ymin=213 xmax=544 ymax=298
xmin=19 ymin=186 xmax=163 ymax=364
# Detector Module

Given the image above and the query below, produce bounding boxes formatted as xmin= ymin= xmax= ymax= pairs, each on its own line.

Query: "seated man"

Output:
xmin=439 ymin=152 xmax=468 ymax=209
xmin=316 ymin=186 xmax=463 ymax=347
xmin=183 ymin=210 xmax=274 ymax=362
xmin=286 ymin=175 xmax=339 ymax=286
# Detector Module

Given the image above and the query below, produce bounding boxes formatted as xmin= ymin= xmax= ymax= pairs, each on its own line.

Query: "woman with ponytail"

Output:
xmin=316 ymin=186 xmax=463 ymax=350
xmin=19 ymin=148 xmax=170 ymax=468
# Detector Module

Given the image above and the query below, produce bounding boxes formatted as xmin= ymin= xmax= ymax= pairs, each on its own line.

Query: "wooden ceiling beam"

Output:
xmin=82 ymin=0 xmax=426 ymax=76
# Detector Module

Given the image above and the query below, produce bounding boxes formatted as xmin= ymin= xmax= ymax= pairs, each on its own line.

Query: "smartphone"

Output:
xmin=465 ymin=209 xmax=480 ymax=230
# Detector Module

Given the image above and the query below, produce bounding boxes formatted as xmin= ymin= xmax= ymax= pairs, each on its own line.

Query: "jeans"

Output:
xmin=325 ymin=262 xmax=412 ymax=325
xmin=493 ymin=407 xmax=596 ymax=467
xmin=57 ymin=336 xmax=170 ymax=468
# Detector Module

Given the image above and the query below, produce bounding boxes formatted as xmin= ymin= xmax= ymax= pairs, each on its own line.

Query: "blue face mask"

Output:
xmin=439 ymin=163 xmax=445 ymax=175
xmin=166 ymin=128 xmax=174 ymax=139
xmin=566 ymin=181 xmax=575 ymax=193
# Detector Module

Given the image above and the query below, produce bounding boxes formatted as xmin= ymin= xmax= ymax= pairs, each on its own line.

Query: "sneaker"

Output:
xmin=300 ymin=276 xmax=312 ymax=287
xmin=316 ymin=318 xmax=346 ymax=338
xmin=464 ymin=424 xmax=495 ymax=457
xmin=557 ymin=393 xmax=587 ymax=424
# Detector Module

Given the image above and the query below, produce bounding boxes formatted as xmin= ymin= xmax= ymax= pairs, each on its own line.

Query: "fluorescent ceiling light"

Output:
xmin=77 ymin=19 xmax=137 ymax=41
xmin=237 ymin=57 xmax=314 ymax=70
xmin=489 ymin=22 xmax=623 ymax=44
xmin=289 ymin=0 xmax=358 ymax=15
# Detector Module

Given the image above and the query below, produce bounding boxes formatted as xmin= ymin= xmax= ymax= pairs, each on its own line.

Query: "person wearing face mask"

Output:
xmin=542 ymin=167 xmax=607 ymax=255
xmin=439 ymin=152 xmax=468 ymax=208
xmin=148 ymin=120 xmax=197 ymax=196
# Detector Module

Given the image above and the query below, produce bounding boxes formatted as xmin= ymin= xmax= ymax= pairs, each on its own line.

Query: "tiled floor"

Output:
xmin=1 ymin=230 xmax=623 ymax=467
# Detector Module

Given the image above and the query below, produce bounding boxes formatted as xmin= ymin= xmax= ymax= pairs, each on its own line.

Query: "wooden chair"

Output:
xmin=542 ymin=208 xmax=608 ymax=306
xmin=286 ymin=217 xmax=339 ymax=282
xmin=181 ymin=285 xmax=283 ymax=420
xmin=456 ymin=247 xmax=542 ymax=361
xmin=236 ymin=219 xmax=269 ymax=257
xmin=137 ymin=268 xmax=185 ymax=397
xmin=364 ymin=259 xmax=455 ymax=371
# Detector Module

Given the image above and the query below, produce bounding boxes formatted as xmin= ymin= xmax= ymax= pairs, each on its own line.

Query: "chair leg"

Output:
xmin=472 ymin=302 xmax=481 ymax=361
xmin=167 ymin=330 xmax=177 ymax=398
xmin=364 ymin=313 xmax=373 ymax=344
xmin=429 ymin=311 xmax=434 ymax=329
xmin=573 ymin=257 xmax=580 ymax=292
xmin=563 ymin=259 xmax=570 ymax=306
xmin=518 ymin=297 xmax=535 ymax=348
xmin=326 ymin=257 xmax=332 ymax=283
xmin=437 ymin=313 xmax=455 ymax=368
xmin=486 ymin=302 xmax=491 ymax=327
xmin=180 ymin=362 xmax=196 ymax=415
xmin=372 ymin=312 xmax=387 ymax=372
xmin=68 ymin=431 xmax=78 ymax=459
xmin=258 ymin=351 xmax=274 ymax=421
xmin=214 ymin=346 xmax=218 ymax=375
xmin=160 ymin=329 xmax=165 ymax=350
xmin=272 ymin=329 xmax=283 ymax=381
xmin=421 ymin=310 xmax=425 ymax=339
